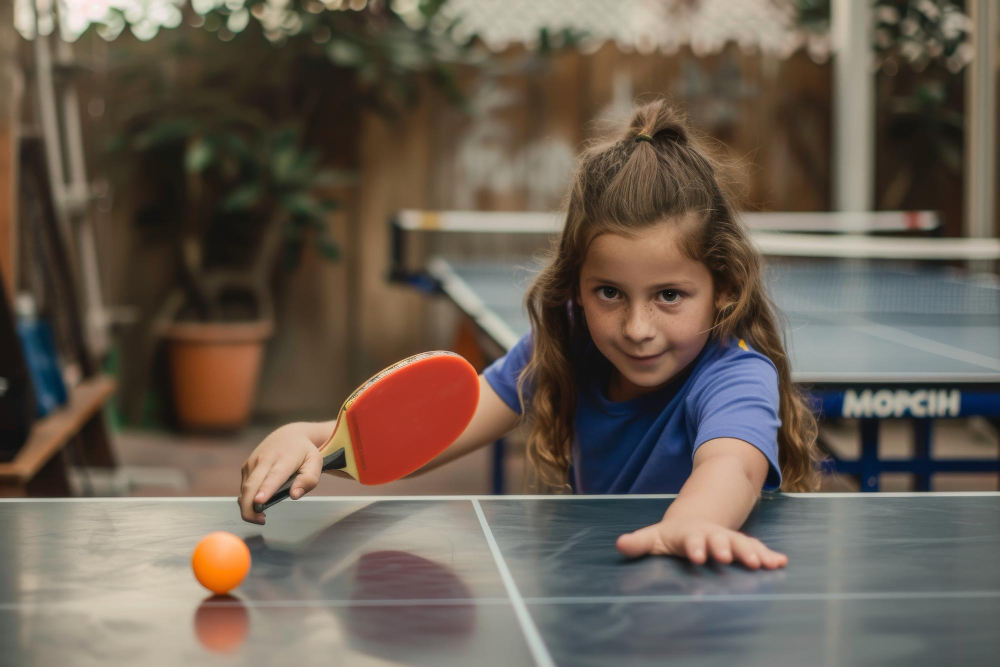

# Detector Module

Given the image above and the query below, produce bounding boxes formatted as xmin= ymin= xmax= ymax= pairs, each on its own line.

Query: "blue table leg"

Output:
xmin=860 ymin=418 xmax=880 ymax=492
xmin=912 ymin=418 xmax=932 ymax=491
xmin=492 ymin=438 xmax=506 ymax=495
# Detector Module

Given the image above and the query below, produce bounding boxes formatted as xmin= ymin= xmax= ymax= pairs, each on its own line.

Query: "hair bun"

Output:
xmin=626 ymin=99 xmax=691 ymax=147
xmin=654 ymin=126 xmax=685 ymax=145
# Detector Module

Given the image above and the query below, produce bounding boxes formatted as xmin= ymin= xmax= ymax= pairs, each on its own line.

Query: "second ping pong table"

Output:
xmin=1 ymin=493 xmax=998 ymax=665
xmin=421 ymin=253 xmax=1000 ymax=492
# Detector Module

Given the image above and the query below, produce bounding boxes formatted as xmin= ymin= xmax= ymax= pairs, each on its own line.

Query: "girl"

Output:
xmin=238 ymin=99 xmax=822 ymax=569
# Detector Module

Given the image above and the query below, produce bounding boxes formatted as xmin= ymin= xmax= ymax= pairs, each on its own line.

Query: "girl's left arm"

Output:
xmin=615 ymin=438 xmax=788 ymax=569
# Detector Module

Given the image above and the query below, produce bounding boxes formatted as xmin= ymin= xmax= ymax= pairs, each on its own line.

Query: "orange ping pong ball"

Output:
xmin=191 ymin=532 xmax=251 ymax=595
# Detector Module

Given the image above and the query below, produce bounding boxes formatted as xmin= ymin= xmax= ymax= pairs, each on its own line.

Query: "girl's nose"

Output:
xmin=621 ymin=304 xmax=656 ymax=342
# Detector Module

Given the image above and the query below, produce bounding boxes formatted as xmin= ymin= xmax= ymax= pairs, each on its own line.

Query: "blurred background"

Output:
xmin=1 ymin=0 xmax=997 ymax=500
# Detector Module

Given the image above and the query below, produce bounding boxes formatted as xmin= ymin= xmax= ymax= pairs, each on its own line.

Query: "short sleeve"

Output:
xmin=688 ymin=353 xmax=782 ymax=490
xmin=482 ymin=333 xmax=534 ymax=415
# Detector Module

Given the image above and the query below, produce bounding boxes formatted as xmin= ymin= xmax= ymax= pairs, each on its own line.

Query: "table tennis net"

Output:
xmin=764 ymin=258 xmax=999 ymax=318
xmin=394 ymin=212 xmax=1000 ymax=320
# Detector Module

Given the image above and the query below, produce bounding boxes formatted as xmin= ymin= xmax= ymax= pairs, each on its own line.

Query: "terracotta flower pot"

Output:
xmin=164 ymin=320 xmax=273 ymax=430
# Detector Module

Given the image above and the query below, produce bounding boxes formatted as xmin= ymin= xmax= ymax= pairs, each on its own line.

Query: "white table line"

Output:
xmin=5 ymin=590 xmax=996 ymax=613
xmin=473 ymin=498 xmax=555 ymax=667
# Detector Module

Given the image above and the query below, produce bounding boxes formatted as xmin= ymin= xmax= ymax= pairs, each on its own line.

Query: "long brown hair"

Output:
xmin=518 ymin=99 xmax=822 ymax=492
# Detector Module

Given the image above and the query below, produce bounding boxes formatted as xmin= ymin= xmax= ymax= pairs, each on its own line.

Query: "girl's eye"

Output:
xmin=597 ymin=286 xmax=619 ymax=300
xmin=660 ymin=290 xmax=681 ymax=303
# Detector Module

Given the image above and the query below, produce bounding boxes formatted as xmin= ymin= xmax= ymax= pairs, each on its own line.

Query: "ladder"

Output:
xmin=26 ymin=0 xmax=110 ymax=364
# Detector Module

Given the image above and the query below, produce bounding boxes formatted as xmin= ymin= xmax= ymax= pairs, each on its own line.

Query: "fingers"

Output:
xmin=720 ymin=534 xmax=788 ymax=570
xmin=616 ymin=521 xmax=788 ymax=570
xmin=683 ymin=533 xmax=708 ymax=565
xmin=730 ymin=534 xmax=761 ymax=569
xmin=252 ymin=458 xmax=303 ymax=508
xmin=749 ymin=537 xmax=788 ymax=569
xmin=288 ymin=449 xmax=322 ymax=499
xmin=678 ymin=530 xmax=788 ymax=570
xmin=237 ymin=455 xmax=299 ymax=524
xmin=238 ymin=457 xmax=267 ymax=525
xmin=237 ymin=425 xmax=326 ymax=524
xmin=615 ymin=524 xmax=664 ymax=559
xmin=707 ymin=532 xmax=733 ymax=564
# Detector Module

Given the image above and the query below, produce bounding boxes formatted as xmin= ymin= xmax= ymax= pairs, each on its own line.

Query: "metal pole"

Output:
xmin=831 ymin=0 xmax=875 ymax=211
xmin=965 ymin=0 xmax=998 ymax=238
xmin=0 ymin=0 xmax=23 ymax=296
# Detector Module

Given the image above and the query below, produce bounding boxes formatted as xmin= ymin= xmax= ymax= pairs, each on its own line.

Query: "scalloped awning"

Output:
xmin=17 ymin=0 xmax=830 ymax=60
xmin=437 ymin=0 xmax=831 ymax=60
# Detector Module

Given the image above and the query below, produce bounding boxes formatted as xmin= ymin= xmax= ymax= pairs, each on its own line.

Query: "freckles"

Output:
xmin=587 ymin=311 xmax=615 ymax=336
xmin=670 ymin=312 xmax=691 ymax=329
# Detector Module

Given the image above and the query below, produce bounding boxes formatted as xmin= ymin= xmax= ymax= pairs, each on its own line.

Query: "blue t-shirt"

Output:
xmin=483 ymin=333 xmax=782 ymax=493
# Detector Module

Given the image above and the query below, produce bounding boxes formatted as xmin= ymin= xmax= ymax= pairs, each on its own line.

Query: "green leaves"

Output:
xmin=316 ymin=236 xmax=341 ymax=261
xmin=254 ymin=127 xmax=352 ymax=267
xmin=185 ymin=138 xmax=214 ymax=173
xmin=327 ymin=38 xmax=366 ymax=68
xmin=269 ymin=131 xmax=319 ymax=187
xmin=99 ymin=0 xmax=490 ymax=282
xmin=282 ymin=210 xmax=342 ymax=270
xmin=220 ymin=183 xmax=261 ymax=211
xmin=279 ymin=191 xmax=335 ymax=221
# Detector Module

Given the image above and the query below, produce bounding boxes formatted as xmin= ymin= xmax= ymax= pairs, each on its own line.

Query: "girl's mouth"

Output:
xmin=624 ymin=351 xmax=664 ymax=364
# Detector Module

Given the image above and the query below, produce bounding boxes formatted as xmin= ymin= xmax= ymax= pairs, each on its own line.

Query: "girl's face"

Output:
xmin=578 ymin=218 xmax=720 ymax=402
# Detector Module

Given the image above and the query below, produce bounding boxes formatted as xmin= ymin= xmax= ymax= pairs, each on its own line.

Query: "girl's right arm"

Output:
xmin=238 ymin=375 xmax=520 ymax=523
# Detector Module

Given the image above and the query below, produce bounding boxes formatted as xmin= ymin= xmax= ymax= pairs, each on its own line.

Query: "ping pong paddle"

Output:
xmin=253 ymin=351 xmax=479 ymax=513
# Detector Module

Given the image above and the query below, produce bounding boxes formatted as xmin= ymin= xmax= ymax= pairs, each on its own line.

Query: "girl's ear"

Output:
xmin=714 ymin=287 xmax=737 ymax=325
xmin=714 ymin=288 xmax=730 ymax=311
xmin=576 ymin=302 xmax=590 ymax=335
xmin=713 ymin=274 xmax=736 ymax=311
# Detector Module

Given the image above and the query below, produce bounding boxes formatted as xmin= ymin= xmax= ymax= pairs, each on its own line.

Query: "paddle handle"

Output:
xmin=253 ymin=448 xmax=347 ymax=513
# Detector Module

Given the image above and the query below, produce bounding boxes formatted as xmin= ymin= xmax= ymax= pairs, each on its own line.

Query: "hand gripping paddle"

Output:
xmin=253 ymin=351 xmax=479 ymax=513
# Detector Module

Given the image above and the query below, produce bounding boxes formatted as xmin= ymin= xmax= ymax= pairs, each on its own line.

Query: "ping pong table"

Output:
xmin=1 ymin=494 xmax=997 ymax=665
xmin=420 ymin=250 xmax=1000 ymax=493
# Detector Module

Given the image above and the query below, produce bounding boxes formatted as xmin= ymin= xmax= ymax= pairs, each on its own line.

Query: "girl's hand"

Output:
xmin=237 ymin=423 xmax=323 ymax=525
xmin=615 ymin=517 xmax=788 ymax=569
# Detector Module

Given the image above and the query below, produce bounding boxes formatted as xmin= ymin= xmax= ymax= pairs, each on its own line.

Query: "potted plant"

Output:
xmin=154 ymin=122 xmax=351 ymax=430
xmin=100 ymin=1 xmax=478 ymax=429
